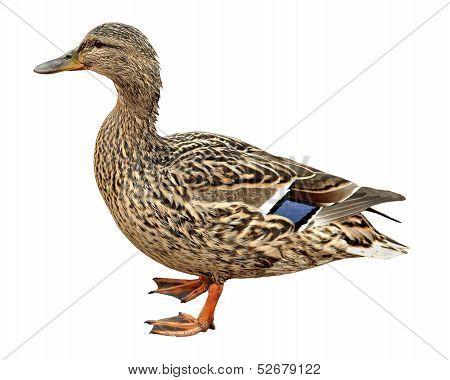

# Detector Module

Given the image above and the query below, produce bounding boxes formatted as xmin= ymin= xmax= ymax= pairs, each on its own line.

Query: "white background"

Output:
xmin=0 ymin=0 xmax=449 ymax=378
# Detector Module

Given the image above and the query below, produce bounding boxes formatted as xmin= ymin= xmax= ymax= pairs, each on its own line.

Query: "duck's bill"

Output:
xmin=34 ymin=48 xmax=85 ymax=74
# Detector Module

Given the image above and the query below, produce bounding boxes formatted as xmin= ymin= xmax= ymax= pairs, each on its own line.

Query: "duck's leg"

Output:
xmin=149 ymin=275 xmax=210 ymax=303
xmin=146 ymin=282 xmax=223 ymax=337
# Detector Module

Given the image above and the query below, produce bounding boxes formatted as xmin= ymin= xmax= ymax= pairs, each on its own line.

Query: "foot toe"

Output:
xmin=149 ymin=277 xmax=210 ymax=302
xmin=145 ymin=313 xmax=208 ymax=337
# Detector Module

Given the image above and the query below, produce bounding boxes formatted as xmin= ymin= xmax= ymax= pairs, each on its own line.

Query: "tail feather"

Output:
xmin=333 ymin=214 xmax=408 ymax=259
xmin=366 ymin=207 xmax=402 ymax=223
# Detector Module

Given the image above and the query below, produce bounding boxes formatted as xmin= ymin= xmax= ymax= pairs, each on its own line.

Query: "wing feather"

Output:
xmin=312 ymin=187 xmax=405 ymax=226
xmin=165 ymin=132 xmax=405 ymax=230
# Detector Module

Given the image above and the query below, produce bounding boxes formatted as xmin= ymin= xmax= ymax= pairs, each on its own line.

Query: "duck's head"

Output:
xmin=34 ymin=23 xmax=161 ymax=106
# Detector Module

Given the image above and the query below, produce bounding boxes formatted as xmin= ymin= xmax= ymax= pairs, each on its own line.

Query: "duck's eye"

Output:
xmin=93 ymin=40 xmax=104 ymax=48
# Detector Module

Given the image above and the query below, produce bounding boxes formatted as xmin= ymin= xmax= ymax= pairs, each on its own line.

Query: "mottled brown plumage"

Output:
xmin=35 ymin=23 xmax=407 ymax=337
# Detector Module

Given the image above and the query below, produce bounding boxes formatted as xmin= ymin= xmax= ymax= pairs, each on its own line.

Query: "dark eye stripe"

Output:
xmin=78 ymin=40 xmax=117 ymax=52
xmin=93 ymin=40 xmax=117 ymax=49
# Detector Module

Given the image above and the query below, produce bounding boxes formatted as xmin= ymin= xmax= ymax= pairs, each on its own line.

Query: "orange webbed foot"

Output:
xmin=149 ymin=276 xmax=210 ymax=303
xmin=145 ymin=313 xmax=209 ymax=337
xmin=146 ymin=282 xmax=223 ymax=337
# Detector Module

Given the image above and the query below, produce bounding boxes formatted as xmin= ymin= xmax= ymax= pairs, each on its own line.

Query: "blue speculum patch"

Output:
xmin=270 ymin=198 xmax=318 ymax=228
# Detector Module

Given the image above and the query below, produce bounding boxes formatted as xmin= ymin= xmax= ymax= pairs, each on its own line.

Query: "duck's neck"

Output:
xmin=106 ymin=63 xmax=167 ymax=160
xmin=114 ymin=70 xmax=161 ymax=124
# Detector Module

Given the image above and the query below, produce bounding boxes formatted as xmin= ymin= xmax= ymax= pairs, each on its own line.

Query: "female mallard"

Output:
xmin=35 ymin=23 xmax=407 ymax=337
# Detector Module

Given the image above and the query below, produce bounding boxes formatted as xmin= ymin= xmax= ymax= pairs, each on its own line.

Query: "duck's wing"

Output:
xmin=166 ymin=132 xmax=314 ymax=207
xmin=166 ymin=132 xmax=405 ymax=230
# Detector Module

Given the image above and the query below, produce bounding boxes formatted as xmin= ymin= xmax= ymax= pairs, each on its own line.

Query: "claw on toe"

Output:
xmin=149 ymin=276 xmax=210 ymax=303
xmin=145 ymin=313 xmax=209 ymax=337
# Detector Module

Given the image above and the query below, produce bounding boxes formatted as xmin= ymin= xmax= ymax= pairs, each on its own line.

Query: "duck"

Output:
xmin=34 ymin=23 xmax=407 ymax=337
